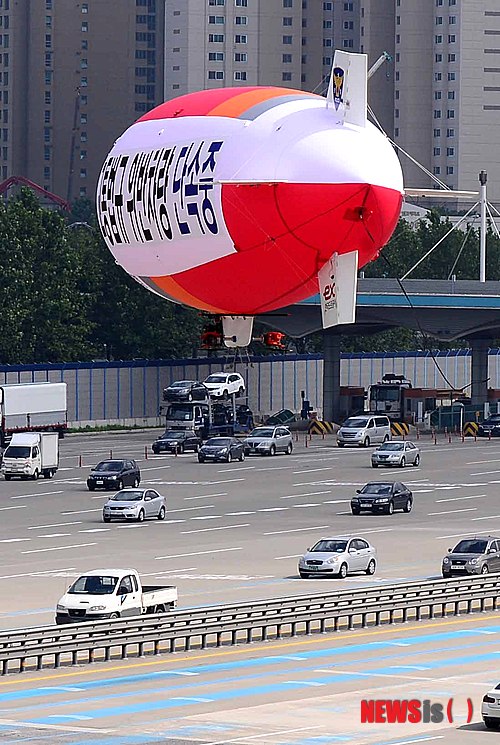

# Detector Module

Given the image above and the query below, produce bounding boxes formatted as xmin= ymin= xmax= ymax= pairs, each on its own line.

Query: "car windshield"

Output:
xmin=167 ymin=405 xmax=194 ymax=420
xmin=343 ymin=418 xmax=369 ymax=428
xmin=452 ymin=539 xmax=488 ymax=554
xmin=169 ymin=381 xmax=193 ymax=388
xmin=205 ymin=438 xmax=232 ymax=446
xmin=205 ymin=375 xmax=227 ymax=383
xmin=249 ymin=428 xmax=274 ymax=437
xmin=360 ymin=483 xmax=393 ymax=495
xmin=379 ymin=443 xmax=404 ymax=451
xmin=68 ymin=575 xmax=118 ymax=595
xmin=111 ymin=490 xmax=143 ymax=502
xmin=94 ymin=461 xmax=124 ymax=472
xmin=485 ymin=416 xmax=500 ymax=423
xmin=311 ymin=540 xmax=348 ymax=553
xmin=3 ymin=446 xmax=31 ymax=459
xmin=160 ymin=431 xmax=183 ymax=439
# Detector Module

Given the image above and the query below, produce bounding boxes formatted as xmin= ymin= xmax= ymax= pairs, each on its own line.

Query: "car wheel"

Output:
xmin=351 ymin=507 xmax=360 ymax=515
xmin=337 ymin=442 xmax=344 ymax=448
xmin=238 ymin=387 xmax=244 ymax=397
xmin=223 ymin=390 xmax=229 ymax=400
xmin=157 ymin=506 xmax=166 ymax=521
xmin=337 ymin=563 xmax=348 ymax=579
xmin=198 ymin=456 xmax=205 ymax=463
xmin=226 ymin=451 xmax=232 ymax=463
xmin=481 ymin=564 xmax=489 ymax=574
xmin=286 ymin=442 xmax=293 ymax=454
xmin=103 ymin=516 xmax=111 ymax=523
xmin=133 ymin=478 xmax=139 ymax=488
xmin=178 ymin=443 xmax=185 ymax=454
xmin=363 ymin=437 xmax=370 ymax=448
xmin=4 ymin=475 xmax=11 ymax=481
xmin=403 ymin=498 xmax=413 ymax=513
xmin=386 ymin=501 xmax=394 ymax=515
xmin=117 ymin=480 xmax=123 ymax=491
xmin=299 ymin=571 xmax=309 ymax=579
xmin=414 ymin=454 xmax=420 ymax=466
xmin=193 ymin=443 xmax=199 ymax=453
xmin=371 ymin=463 xmax=378 ymax=468
xmin=137 ymin=509 xmax=145 ymax=523
xmin=366 ymin=559 xmax=376 ymax=575
xmin=88 ymin=484 xmax=95 ymax=491
xmin=484 ymin=718 xmax=500 ymax=729
xmin=269 ymin=445 xmax=276 ymax=456
xmin=31 ymin=469 xmax=39 ymax=481
xmin=400 ymin=457 xmax=406 ymax=468
xmin=152 ymin=448 xmax=159 ymax=455
xmin=239 ymin=451 xmax=245 ymax=462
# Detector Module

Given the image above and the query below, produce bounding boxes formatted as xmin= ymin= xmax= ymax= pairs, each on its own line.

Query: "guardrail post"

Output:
xmin=304 ymin=436 xmax=308 ymax=448
xmin=109 ymin=449 xmax=113 ymax=459
xmin=144 ymin=446 xmax=148 ymax=461
xmin=78 ymin=454 xmax=82 ymax=468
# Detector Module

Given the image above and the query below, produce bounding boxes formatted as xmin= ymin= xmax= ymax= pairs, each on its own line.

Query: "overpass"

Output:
xmin=260 ymin=278 xmax=500 ymax=422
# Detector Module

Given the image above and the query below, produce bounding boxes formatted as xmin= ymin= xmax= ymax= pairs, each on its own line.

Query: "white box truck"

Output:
xmin=0 ymin=382 xmax=67 ymax=447
xmin=55 ymin=568 xmax=178 ymax=624
xmin=1 ymin=432 xmax=59 ymax=480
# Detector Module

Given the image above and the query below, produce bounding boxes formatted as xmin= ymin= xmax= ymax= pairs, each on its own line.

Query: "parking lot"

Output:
xmin=1 ymin=429 xmax=500 ymax=629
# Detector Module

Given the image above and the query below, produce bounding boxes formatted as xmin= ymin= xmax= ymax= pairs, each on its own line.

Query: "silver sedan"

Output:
xmin=371 ymin=440 xmax=420 ymax=468
xmin=298 ymin=536 xmax=377 ymax=579
xmin=102 ymin=488 xmax=166 ymax=523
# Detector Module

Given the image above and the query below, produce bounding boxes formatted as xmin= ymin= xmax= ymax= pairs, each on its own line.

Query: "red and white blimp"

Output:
xmin=97 ymin=50 xmax=403 ymax=340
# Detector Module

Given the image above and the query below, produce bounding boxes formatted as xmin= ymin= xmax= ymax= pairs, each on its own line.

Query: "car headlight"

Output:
xmin=110 ymin=475 xmax=117 ymax=479
xmin=220 ymin=448 xmax=228 ymax=454
xmin=89 ymin=605 xmax=106 ymax=612
xmin=351 ymin=497 xmax=359 ymax=503
xmin=326 ymin=557 xmax=339 ymax=564
xmin=258 ymin=443 xmax=270 ymax=449
xmin=56 ymin=604 xmax=66 ymax=611
xmin=443 ymin=557 xmax=450 ymax=564
xmin=468 ymin=558 xmax=478 ymax=565
xmin=375 ymin=498 xmax=389 ymax=503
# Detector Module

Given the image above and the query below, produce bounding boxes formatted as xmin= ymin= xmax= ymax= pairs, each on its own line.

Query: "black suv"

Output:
xmin=478 ymin=415 xmax=500 ymax=437
xmin=87 ymin=460 xmax=141 ymax=491
xmin=152 ymin=430 xmax=202 ymax=454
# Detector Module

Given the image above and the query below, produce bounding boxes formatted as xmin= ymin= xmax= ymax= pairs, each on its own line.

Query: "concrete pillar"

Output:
xmin=323 ymin=328 xmax=341 ymax=423
xmin=470 ymin=338 xmax=489 ymax=407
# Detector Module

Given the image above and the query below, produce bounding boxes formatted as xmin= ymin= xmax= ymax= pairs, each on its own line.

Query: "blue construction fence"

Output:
xmin=0 ymin=348 xmax=499 ymax=426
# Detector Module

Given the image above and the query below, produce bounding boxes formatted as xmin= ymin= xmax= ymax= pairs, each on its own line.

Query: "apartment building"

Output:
xmin=1 ymin=0 xmax=165 ymax=203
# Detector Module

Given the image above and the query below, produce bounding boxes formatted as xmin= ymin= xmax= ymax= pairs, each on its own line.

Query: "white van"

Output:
xmin=337 ymin=415 xmax=392 ymax=448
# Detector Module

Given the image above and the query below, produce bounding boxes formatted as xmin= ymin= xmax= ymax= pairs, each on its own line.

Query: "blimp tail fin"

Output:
xmin=222 ymin=316 xmax=254 ymax=348
xmin=318 ymin=251 xmax=358 ymax=329
xmin=327 ymin=51 xmax=367 ymax=128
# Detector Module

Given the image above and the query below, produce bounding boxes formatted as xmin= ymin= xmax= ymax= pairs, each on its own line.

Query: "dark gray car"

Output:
xmin=442 ymin=535 xmax=500 ymax=577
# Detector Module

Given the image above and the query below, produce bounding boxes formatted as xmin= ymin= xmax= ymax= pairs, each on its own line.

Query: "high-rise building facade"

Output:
xmin=1 ymin=0 xmax=165 ymax=203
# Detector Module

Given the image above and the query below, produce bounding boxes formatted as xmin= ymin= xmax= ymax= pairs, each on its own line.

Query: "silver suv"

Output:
xmin=442 ymin=535 xmax=500 ymax=577
xmin=243 ymin=426 xmax=293 ymax=456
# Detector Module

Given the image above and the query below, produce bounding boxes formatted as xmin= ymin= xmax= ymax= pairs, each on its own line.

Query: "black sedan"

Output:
xmin=198 ymin=437 xmax=245 ymax=463
xmin=87 ymin=460 xmax=141 ymax=491
xmin=478 ymin=414 xmax=500 ymax=437
xmin=152 ymin=429 xmax=201 ymax=454
xmin=351 ymin=481 xmax=413 ymax=515
xmin=162 ymin=380 xmax=208 ymax=402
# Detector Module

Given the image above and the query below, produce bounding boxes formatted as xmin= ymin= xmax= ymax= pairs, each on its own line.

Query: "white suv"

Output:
xmin=203 ymin=372 xmax=245 ymax=399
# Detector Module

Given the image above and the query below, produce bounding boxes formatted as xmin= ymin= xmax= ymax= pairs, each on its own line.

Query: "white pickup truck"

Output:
xmin=55 ymin=568 xmax=178 ymax=624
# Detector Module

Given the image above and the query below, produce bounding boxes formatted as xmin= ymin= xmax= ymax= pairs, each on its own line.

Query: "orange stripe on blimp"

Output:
xmin=208 ymin=87 xmax=316 ymax=118
xmin=150 ymin=275 xmax=228 ymax=314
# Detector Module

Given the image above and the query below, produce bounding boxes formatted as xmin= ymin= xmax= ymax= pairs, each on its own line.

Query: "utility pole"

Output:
xmin=479 ymin=170 xmax=487 ymax=282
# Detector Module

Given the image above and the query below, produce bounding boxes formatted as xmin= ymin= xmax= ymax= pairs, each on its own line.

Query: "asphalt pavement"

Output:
xmin=1 ymin=430 xmax=500 ymax=742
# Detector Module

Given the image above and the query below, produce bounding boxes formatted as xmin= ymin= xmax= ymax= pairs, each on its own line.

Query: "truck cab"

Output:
xmin=1 ymin=432 xmax=58 ymax=480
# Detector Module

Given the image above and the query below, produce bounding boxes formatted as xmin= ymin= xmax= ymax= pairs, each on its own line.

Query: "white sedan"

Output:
xmin=482 ymin=684 xmax=500 ymax=729
xmin=203 ymin=372 xmax=245 ymax=399
xmin=371 ymin=440 xmax=420 ymax=468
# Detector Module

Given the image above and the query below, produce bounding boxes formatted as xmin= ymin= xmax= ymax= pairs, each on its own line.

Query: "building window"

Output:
xmin=234 ymin=70 xmax=247 ymax=80
xmin=395 ymin=108 xmax=399 ymax=118
xmin=45 ymin=34 xmax=52 ymax=48
xmin=433 ymin=128 xmax=441 ymax=136
xmin=283 ymin=17 xmax=292 ymax=26
xmin=395 ymin=71 xmax=400 ymax=81
xmin=80 ymin=168 xmax=87 ymax=178
xmin=448 ymin=53 xmax=456 ymax=62
xmin=283 ymin=0 xmax=293 ymax=6
xmin=447 ymin=109 xmax=455 ymax=118
xmin=173 ymin=65 xmax=180 ymax=70
xmin=449 ymin=0 xmax=456 ymax=5
xmin=45 ymin=71 xmax=52 ymax=85
xmin=342 ymin=39 xmax=354 ymax=48
xmin=435 ymin=91 xmax=442 ymax=99
xmin=448 ymin=34 xmax=455 ymax=42
xmin=449 ymin=16 xmax=456 ymax=24
xmin=433 ymin=147 xmax=441 ymax=155
xmin=323 ymin=20 xmax=332 ymax=29
xmin=80 ymin=113 xmax=87 ymax=124
xmin=81 ymin=131 xmax=87 ymax=142
xmin=79 ymin=187 xmax=87 ymax=197
xmin=80 ymin=150 xmax=87 ymax=159
xmin=235 ymin=52 xmax=247 ymax=61
xmin=436 ymin=16 xmax=443 ymax=24
xmin=394 ymin=127 xmax=399 ymax=136
xmin=435 ymin=53 xmax=442 ymax=62
xmin=209 ymin=34 xmax=224 ymax=42
xmin=434 ymin=110 xmax=441 ymax=118
xmin=44 ymin=126 xmax=51 ymax=143
xmin=433 ymin=166 xmax=441 ymax=175
xmin=323 ymin=38 xmax=333 ymax=47
xmin=283 ymin=35 xmax=292 ymax=44
xmin=81 ymin=76 xmax=88 ymax=87
xmin=173 ymin=29 xmax=180 ymax=34
xmin=235 ymin=0 xmax=248 ymax=5
xmin=44 ymin=110 xmax=51 ymax=123
xmin=323 ymin=1 xmax=332 ymax=8
xmin=209 ymin=51 xmax=224 ymax=60
xmin=173 ymin=84 xmax=180 ymax=89
xmin=282 ymin=72 xmax=292 ymax=81
xmin=448 ymin=91 xmax=455 ymax=99
xmin=81 ymin=3 xmax=88 ymax=12
xmin=208 ymin=70 xmax=224 ymax=79
xmin=208 ymin=15 xmax=225 ymax=24
xmin=81 ymin=22 xmax=88 ymax=32
xmin=45 ymin=52 xmax=51 ymax=67
xmin=344 ymin=21 xmax=354 ymax=30
xmin=44 ymin=146 xmax=50 ymax=161
xmin=447 ymin=147 xmax=455 ymax=155
xmin=81 ymin=39 xmax=88 ymax=50
xmin=235 ymin=34 xmax=247 ymax=42
xmin=343 ymin=2 xmax=353 ymax=9
xmin=44 ymin=166 xmax=51 ymax=180
xmin=435 ymin=72 xmax=442 ymax=81
xmin=446 ymin=166 xmax=454 ymax=174
xmin=44 ymin=91 xmax=51 ymax=104
xmin=323 ymin=56 xmax=331 ymax=66
xmin=446 ymin=128 xmax=454 ymax=136
xmin=45 ymin=15 xmax=52 ymax=27
xmin=80 ymin=58 xmax=88 ymax=68
xmin=208 ymin=0 xmax=225 ymax=4
xmin=435 ymin=35 xmax=442 ymax=43
xmin=235 ymin=16 xmax=248 ymax=24
xmin=281 ymin=53 xmax=292 ymax=63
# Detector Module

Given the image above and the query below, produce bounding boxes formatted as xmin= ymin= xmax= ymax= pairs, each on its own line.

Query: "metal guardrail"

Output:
xmin=1 ymin=574 xmax=499 ymax=675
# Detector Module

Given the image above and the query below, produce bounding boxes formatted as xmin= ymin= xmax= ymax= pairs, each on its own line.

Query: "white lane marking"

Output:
xmin=225 ymin=511 xmax=256 ymax=516
xmin=61 ymin=509 xmax=102 ymax=515
xmin=91 ymin=495 xmax=109 ymax=500
xmin=209 ymin=726 xmax=324 ymax=745
xmin=275 ymin=554 xmax=301 ymax=560
xmin=284 ymin=680 xmax=325 ymax=687
xmin=0 ymin=567 xmax=76 ymax=581
xmin=0 ymin=538 xmax=30 ymax=543
xmin=39 ymin=686 xmax=85 ymax=692
xmin=79 ymin=529 xmax=111 ymax=533
xmin=435 ymin=494 xmax=487 ymax=503
xmin=28 ymin=522 xmax=83 ymax=530
xmin=185 ymin=492 xmax=228 ymax=501
xmin=292 ymin=467 xmax=335 ymax=474
xmin=264 ymin=525 xmax=329 ymax=535
xmin=141 ymin=568 xmax=197 ymax=576
xmin=22 ymin=543 xmax=97 ymax=554
xmin=47 ymin=715 xmax=93 ymax=721
xmin=156 ymin=547 xmax=242 ymax=560
xmin=163 ymin=520 xmax=186 ymax=524
xmin=217 ymin=467 xmax=256 ymax=473
xmin=323 ymin=499 xmax=350 ymax=504
xmin=293 ymin=503 xmax=321 ymax=508
xmin=168 ymin=505 xmax=214 ymax=514
xmin=11 ymin=491 xmax=64 ymax=500
xmin=172 ymin=696 xmax=213 ymax=702
xmin=255 ymin=466 xmax=292 ymax=472
xmin=472 ymin=514 xmax=500 ymax=520
xmin=470 ymin=470 xmax=500 ymax=476
xmin=37 ymin=533 xmax=72 ymax=538
xmin=412 ymin=489 xmax=434 ymax=493
xmin=181 ymin=523 xmax=250 ymax=535
xmin=436 ymin=530 xmax=482 ymax=539
xmin=281 ymin=491 xmax=331 ymax=499
xmin=0 ymin=505 xmax=26 ymax=512
xmin=190 ymin=515 xmax=222 ymax=520
xmin=258 ymin=507 xmax=289 ymax=512
xmin=389 ymin=665 xmax=431 ymax=671
xmin=427 ymin=508 xmax=477 ymax=516
xmin=140 ymin=465 xmax=173 ymax=471
xmin=467 ymin=458 xmax=500 ymax=464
